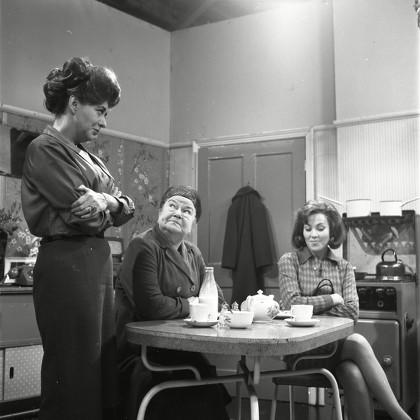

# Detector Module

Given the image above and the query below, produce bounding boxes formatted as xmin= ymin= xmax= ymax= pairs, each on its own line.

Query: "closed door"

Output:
xmin=197 ymin=138 xmax=305 ymax=303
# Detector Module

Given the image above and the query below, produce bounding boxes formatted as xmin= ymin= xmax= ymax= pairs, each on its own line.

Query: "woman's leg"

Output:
xmin=335 ymin=360 xmax=374 ymax=420
xmin=340 ymin=334 xmax=411 ymax=420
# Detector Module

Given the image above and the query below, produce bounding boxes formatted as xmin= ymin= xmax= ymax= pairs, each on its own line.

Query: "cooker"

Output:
xmin=342 ymin=211 xmax=418 ymax=412
xmin=355 ymin=279 xmax=418 ymax=411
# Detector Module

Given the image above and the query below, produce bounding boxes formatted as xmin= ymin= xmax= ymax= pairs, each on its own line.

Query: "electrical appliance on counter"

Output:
xmin=342 ymin=210 xmax=418 ymax=412
xmin=5 ymin=264 xmax=34 ymax=286
xmin=1 ymin=257 xmax=36 ymax=287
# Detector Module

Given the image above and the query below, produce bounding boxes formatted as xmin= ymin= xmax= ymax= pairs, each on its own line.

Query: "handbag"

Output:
xmin=313 ymin=278 xmax=334 ymax=296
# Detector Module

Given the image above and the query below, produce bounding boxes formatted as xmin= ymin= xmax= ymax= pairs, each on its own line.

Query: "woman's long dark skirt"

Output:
xmin=33 ymin=236 xmax=118 ymax=420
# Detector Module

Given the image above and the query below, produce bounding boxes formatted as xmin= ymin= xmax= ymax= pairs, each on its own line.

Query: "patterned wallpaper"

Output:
xmin=0 ymin=174 xmax=40 ymax=258
xmin=0 ymin=118 xmax=169 ymax=259
xmin=85 ymin=133 xmax=168 ymax=247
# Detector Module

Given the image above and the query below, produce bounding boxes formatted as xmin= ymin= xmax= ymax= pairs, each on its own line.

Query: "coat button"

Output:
xmin=176 ymin=287 xmax=182 ymax=294
xmin=190 ymin=285 xmax=196 ymax=292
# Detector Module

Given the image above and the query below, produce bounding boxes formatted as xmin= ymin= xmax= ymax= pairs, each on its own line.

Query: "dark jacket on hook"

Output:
xmin=221 ymin=186 xmax=277 ymax=305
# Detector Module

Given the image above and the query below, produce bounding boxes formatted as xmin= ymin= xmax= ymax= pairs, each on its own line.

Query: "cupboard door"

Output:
xmin=198 ymin=138 xmax=306 ymax=302
xmin=3 ymin=345 xmax=43 ymax=401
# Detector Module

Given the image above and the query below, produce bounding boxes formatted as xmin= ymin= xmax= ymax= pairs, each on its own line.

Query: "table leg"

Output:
xmin=238 ymin=356 xmax=260 ymax=420
xmin=236 ymin=360 xmax=243 ymax=420
xmin=253 ymin=356 xmax=261 ymax=384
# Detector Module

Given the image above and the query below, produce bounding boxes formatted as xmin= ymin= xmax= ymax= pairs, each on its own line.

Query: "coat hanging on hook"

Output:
xmin=221 ymin=186 xmax=278 ymax=305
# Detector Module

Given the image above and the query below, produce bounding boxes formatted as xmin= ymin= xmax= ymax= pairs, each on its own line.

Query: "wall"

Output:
xmin=170 ymin=1 xmax=335 ymax=144
xmin=333 ymin=0 xmax=419 ymax=121
xmin=0 ymin=0 xmax=171 ymax=144
xmin=332 ymin=0 xmax=419 ymax=211
xmin=169 ymin=0 xmax=419 ymax=213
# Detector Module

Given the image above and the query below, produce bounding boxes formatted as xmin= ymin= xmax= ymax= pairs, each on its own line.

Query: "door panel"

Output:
xmin=198 ymin=138 xmax=305 ymax=302
xmin=208 ymin=157 xmax=244 ymax=263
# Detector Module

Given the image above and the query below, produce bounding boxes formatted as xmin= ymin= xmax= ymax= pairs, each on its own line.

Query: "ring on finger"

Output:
xmin=86 ymin=205 xmax=93 ymax=213
xmin=90 ymin=205 xmax=97 ymax=214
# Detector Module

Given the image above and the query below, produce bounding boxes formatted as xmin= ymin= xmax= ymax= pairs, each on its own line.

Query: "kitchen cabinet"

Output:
xmin=0 ymin=286 xmax=42 ymax=416
xmin=1 ymin=345 xmax=43 ymax=401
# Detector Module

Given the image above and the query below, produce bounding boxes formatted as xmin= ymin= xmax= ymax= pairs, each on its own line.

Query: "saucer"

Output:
xmin=184 ymin=318 xmax=219 ymax=327
xmin=285 ymin=318 xmax=320 ymax=327
xmin=275 ymin=311 xmax=291 ymax=319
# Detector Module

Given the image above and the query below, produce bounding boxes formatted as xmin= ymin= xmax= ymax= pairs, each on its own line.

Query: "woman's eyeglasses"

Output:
xmin=313 ymin=278 xmax=335 ymax=296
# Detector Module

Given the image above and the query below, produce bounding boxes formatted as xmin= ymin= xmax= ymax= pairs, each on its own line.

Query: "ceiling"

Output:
xmin=97 ymin=0 xmax=291 ymax=32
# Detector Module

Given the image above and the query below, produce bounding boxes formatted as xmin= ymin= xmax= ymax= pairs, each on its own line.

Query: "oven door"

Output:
xmin=354 ymin=319 xmax=400 ymax=401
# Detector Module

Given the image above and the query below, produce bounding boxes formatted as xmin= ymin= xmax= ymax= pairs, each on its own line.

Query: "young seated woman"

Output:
xmin=278 ymin=200 xmax=411 ymax=420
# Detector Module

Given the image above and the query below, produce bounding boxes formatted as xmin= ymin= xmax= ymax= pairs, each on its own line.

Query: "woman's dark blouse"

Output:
xmin=21 ymin=125 xmax=134 ymax=237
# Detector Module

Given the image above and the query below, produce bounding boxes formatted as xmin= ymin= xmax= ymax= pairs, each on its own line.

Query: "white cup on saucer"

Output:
xmin=189 ymin=302 xmax=210 ymax=322
xmin=290 ymin=304 xmax=313 ymax=322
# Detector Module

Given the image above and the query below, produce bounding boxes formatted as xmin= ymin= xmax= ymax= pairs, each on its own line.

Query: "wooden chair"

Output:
xmin=270 ymin=342 xmax=347 ymax=420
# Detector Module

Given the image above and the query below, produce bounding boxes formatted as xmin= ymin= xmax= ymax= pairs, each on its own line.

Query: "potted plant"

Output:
xmin=0 ymin=203 xmax=22 ymax=278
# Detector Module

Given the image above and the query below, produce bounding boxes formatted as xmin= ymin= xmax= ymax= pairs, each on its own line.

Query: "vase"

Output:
xmin=0 ymin=229 xmax=8 ymax=280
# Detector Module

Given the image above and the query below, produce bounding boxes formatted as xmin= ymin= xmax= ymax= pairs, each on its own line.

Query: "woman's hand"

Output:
xmin=331 ymin=293 xmax=344 ymax=306
xmin=188 ymin=296 xmax=199 ymax=305
xmin=71 ymin=185 xmax=107 ymax=218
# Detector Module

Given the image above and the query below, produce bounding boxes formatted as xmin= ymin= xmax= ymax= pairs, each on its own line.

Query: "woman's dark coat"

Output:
xmin=114 ymin=224 xmax=229 ymax=420
xmin=221 ymin=186 xmax=277 ymax=304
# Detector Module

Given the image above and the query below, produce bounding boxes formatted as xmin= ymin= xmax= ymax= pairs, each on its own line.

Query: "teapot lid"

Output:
xmin=253 ymin=290 xmax=274 ymax=299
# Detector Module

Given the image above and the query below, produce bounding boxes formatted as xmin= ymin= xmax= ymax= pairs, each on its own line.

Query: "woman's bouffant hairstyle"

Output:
xmin=292 ymin=200 xmax=347 ymax=250
xmin=43 ymin=57 xmax=121 ymax=115
xmin=159 ymin=185 xmax=202 ymax=222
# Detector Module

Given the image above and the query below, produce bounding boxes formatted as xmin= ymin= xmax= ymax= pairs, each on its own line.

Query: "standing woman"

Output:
xmin=21 ymin=57 xmax=135 ymax=420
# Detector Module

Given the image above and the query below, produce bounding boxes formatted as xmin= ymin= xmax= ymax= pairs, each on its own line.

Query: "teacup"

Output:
xmin=290 ymin=304 xmax=313 ymax=322
xmin=189 ymin=302 xmax=210 ymax=322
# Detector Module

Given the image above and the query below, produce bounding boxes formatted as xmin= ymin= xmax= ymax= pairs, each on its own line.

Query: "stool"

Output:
xmin=270 ymin=342 xmax=347 ymax=420
xmin=270 ymin=370 xmax=347 ymax=420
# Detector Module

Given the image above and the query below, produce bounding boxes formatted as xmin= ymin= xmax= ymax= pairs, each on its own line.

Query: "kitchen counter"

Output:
xmin=0 ymin=287 xmax=40 ymax=347
xmin=0 ymin=284 xmax=33 ymax=294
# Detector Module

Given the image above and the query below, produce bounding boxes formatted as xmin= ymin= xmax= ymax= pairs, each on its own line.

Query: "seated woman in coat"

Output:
xmin=278 ymin=200 xmax=411 ymax=420
xmin=114 ymin=185 xmax=230 ymax=420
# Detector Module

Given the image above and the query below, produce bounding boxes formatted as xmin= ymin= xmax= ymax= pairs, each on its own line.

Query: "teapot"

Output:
xmin=240 ymin=290 xmax=280 ymax=322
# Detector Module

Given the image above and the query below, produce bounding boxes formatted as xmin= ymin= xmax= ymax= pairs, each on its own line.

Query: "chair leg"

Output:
xmin=236 ymin=361 xmax=242 ymax=420
xmin=289 ymin=385 xmax=295 ymax=420
xmin=343 ymin=398 xmax=349 ymax=420
xmin=269 ymin=384 xmax=279 ymax=420
xmin=269 ymin=383 xmax=297 ymax=420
